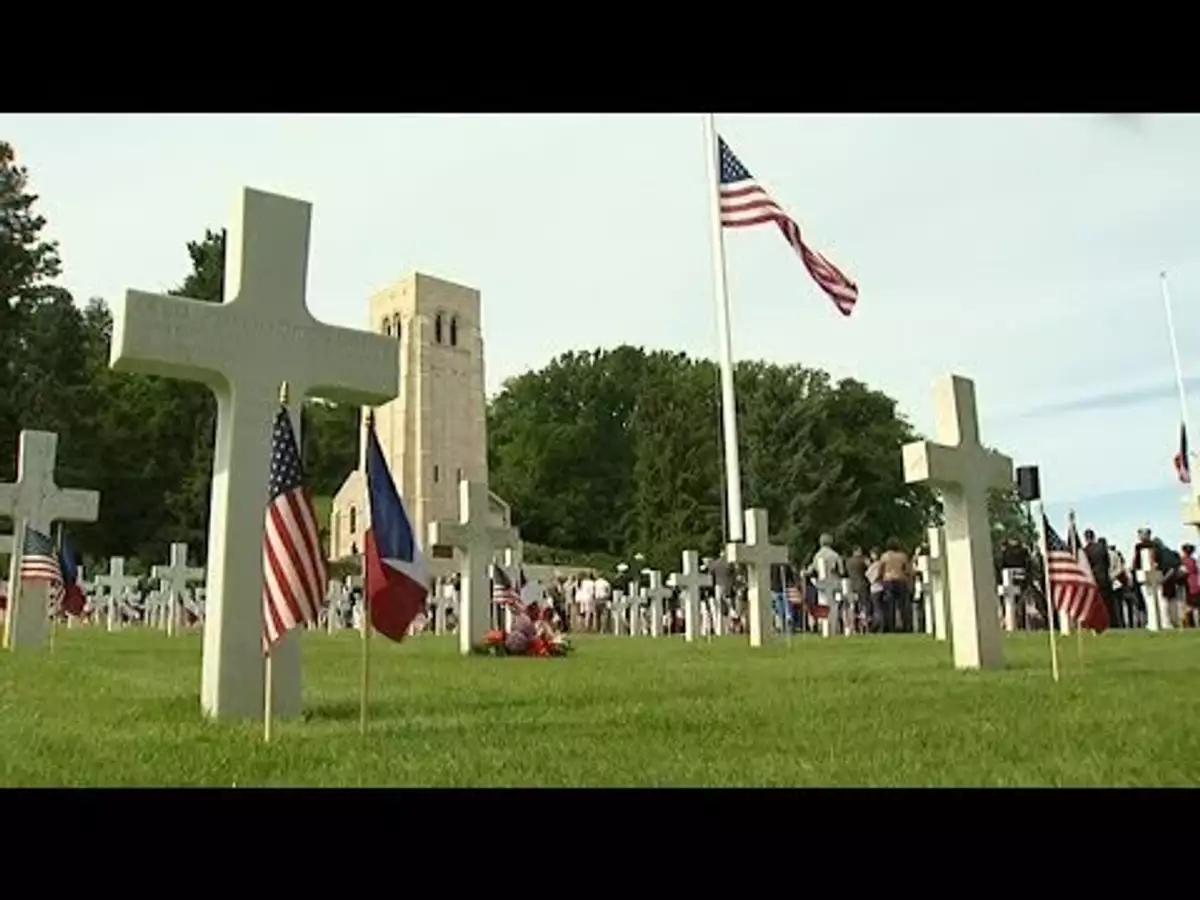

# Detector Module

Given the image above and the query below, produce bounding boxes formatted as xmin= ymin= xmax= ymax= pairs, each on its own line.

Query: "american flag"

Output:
xmin=1173 ymin=422 xmax=1190 ymax=484
xmin=718 ymin=136 xmax=858 ymax=317
xmin=262 ymin=405 xmax=328 ymax=650
xmin=1043 ymin=515 xmax=1108 ymax=633
xmin=20 ymin=526 xmax=64 ymax=607
xmin=491 ymin=564 xmax=521 ymax=608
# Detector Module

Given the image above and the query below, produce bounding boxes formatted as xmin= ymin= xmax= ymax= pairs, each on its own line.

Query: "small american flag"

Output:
xmin=20 ymin=526 xmax=64 ymax=608
xmin=1044 ymin=515 xmax=1108 ymax=633
xmin=263 ymin=405 xmax=328 ymax=651
xmin=718 ymin=136 xmax=858 ymax=317
xmin=491 ymin=564 xmax=521 ymax=608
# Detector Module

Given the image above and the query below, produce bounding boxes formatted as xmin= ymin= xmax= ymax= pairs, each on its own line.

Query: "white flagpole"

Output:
xmin=703 ymin=113 xmax=745 ymax=543
xmin=1160 ymin=272 xmax=1197 ymax=489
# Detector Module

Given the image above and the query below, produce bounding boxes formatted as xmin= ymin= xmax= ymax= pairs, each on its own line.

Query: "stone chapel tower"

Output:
xmin=328 ymin=272 xmax=511 ymax=564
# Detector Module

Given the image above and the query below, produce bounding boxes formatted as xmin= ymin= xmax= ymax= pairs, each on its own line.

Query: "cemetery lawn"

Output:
xmin=1 ymin=630 xmax=1198 ymax=787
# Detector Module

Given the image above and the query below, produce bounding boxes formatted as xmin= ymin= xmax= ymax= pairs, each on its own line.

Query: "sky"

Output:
xmin=4 ymin=112 xmax=1199 ymax=552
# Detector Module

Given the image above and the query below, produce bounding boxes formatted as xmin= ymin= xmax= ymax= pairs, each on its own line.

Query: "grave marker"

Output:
xmin=109 ymin=187 xmax=399 ymax=720
xmin=644 ymin=570 xmax=671 ymax=638
xmin=428 ymin=480 xmax=517 ymax=654
xmin=95 ymin=558 xmax=138 ymax=633
xmin=0 ymin=431 xmax=100 ymax=649
xmin=903 ymin=375 xmax=1012 ymax=670
xmin=999 ymin=568 xmax=1021 ymax=633
xmin=1136 ymin=547 xmax=1163 ymax=632
xmin=152 ymin=542 xmax=205 ymax=637
xmin=669 ymin=550 xmax=705 ymax=643
xmin=727 ymin=509 xmax=788 ymax=648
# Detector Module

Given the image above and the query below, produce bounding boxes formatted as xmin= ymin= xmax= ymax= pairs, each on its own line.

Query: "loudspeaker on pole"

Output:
xmin=1016 ymin=465 xmax=1041 ymax=502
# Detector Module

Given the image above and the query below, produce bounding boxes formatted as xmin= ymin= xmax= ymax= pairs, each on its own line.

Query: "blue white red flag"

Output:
xmin=57 ymin=533 xmax=86 ymax=617
xmin=364 ymin=413 xmax=429 ymax=642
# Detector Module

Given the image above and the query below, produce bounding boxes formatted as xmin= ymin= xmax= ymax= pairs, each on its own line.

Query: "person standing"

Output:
xmin=878 ymin=539 xmax=913 ymax=633
xmin=1181 ymin=544 xmax=1200 ymax=628
xmin=1082 ymin=529 xmax=1116 ymax=628
xmin=594 ymin=570 xmax=612 ymax=633
xmin=845 ymin=546 xmax=869 ymax=634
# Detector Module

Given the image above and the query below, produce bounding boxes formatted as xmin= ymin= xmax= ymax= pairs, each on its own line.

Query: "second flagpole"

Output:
xmin=703 ymin=113 xmax=746 ymax=544
xmin=1161 ymin=273 xmax=1197 ymax=501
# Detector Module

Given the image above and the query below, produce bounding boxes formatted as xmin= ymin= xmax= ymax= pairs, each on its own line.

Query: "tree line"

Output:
xmin=0 ymin=140 xmax=1032 ymax=575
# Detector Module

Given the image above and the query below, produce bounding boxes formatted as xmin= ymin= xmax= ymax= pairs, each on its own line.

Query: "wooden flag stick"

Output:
xmin=359 ymin=555 xmax=371 ymax=736
xmin=1034 ymin=500 xmax=1060 ymax=683
xmin=1077 ymin=624 xmax=1085 ymax=669
xmin=264 ymin=646 xmax=274 ymax=743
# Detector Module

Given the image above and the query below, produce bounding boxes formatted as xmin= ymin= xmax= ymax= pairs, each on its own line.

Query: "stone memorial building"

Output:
xmin=329 ymin=272 xmax=511 ymax=562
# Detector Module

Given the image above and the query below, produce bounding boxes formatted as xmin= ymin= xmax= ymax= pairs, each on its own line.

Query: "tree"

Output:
xmin=0 ymin=141 xmax=69 ymax=484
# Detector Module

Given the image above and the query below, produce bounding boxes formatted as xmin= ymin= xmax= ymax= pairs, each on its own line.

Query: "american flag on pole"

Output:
xmin=1043 ymin=515 xmax=1109 ymax=633
xmin=718 ymin=136 xmax=858 ymax=317
xmin=262 ymin=405 xmax=328 ymax=651
xmin=491 ymin=564 xmax=522 ymax=608
xmin=20 ymin=526 xmax=64 ymax=608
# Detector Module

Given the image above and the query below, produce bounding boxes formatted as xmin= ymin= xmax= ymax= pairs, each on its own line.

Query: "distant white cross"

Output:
xmin=0 ymin=430 xmax=100 ymax=649
xmin=644 ymin=569 xmax=672 ymax=638
xmin=728 ymin=509 xmax=788 ymax=648
xmin=429 ymin=480 xmax=517 ymax=655
xmin=152 ymin=542 xmax=205 ymax=637
xmin=108 ymin=187 xmax=399 ymax=721
xmin=903 ymin=375 xmax=1012 ymax=670
xmin=669 ymin=550 xmax=706 ymax=643
xmin=95 ymin=557 xmax=139 ymax=632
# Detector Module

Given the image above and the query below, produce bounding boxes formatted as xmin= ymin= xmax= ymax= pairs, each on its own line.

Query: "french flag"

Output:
xmin=364 ymin=413 xmax=429 ymax=642
xmin=57 ymin=533 xmax=86 ymax=618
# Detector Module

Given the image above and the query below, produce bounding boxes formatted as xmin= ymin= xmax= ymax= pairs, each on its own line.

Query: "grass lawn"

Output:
xmin=0 ymin=628 xmax=1197 ymax=787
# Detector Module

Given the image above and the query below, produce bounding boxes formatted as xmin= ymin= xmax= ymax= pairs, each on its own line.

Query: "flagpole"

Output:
xmin=359 ymin=549 xmax=371 ymax=736
xmin=1034 ymin=501 xmax=1060 ymax=683
xmin=1160 ymin=272 xmax=1194 ymax=450
xmin=704 ymin=112 xmax=745 ymax=544
xmin=264 ymin=647 xmax=274 ymax=742
xmin=1161 ymin=272 xmax=1198 ymax=507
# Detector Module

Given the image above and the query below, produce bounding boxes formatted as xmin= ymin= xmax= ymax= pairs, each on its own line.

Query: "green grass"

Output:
xmin=1 ymin=628 xmax=1197 ymax=786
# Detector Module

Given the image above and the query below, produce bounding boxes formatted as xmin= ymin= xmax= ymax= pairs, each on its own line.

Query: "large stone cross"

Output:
xmin=95 ymin=557 xmax=139 ymax=632
xmin=1183 ymin=495 xmax=1200 ymax=534
xmin=428 ymin=480 xmax=518 ymax=654
xmin=669 ymin=550 xmax=706 ymax=643
xmin=0 ymin=430 xmax=101 ymax=649
xmin=152 ymin=542 xmax=205 ymax=637
xmin=903 ymin=375 xmax=1012 ymax=670
xmin=109 ymin=187 xmax=399 ymax=721
xmin=727 ymin=508 xmax=789 ymax=648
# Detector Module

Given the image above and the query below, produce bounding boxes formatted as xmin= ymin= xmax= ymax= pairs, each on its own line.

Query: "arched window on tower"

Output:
xmin=393 ymin=314 xmax=402 ymax=342
xmin=449 ymin=316 xmax=458 ymax=347
xmin=434 ymin=313 xmax=444 ymax=344
xmin=381 ymin=317 xmax=391 ymax=336
xmin=349 ymin=506 xmax=357 ymax=535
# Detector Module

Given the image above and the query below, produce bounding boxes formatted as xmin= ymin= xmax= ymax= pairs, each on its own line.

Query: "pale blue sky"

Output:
xmin=4 ymin=113 xmax=1198 ymax=553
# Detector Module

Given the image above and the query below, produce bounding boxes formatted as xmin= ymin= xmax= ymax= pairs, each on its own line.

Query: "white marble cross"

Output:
xmin=611 ymin=590 xmax=628 ymax=636
xmin=428 ymin=480 xmax=518 ymax=655
xmin=152 ymin=543 xmax=205 ymax=637
xmin=903 ymin=375 xmax=1012 ymax=670
xmin=644 ymin=570 xmax=671 ymax=638
xmin=998 ymin=568 xmax=1021 ymax=633
xmin=727 ymin=508 xmax=789 ymax=648
xmin=0 ymin=430 xmax=101 ymax=650
xmin=95 ymin=558 xmax=139 ymax=633
xmin=1136 ymin=547 xmax=1164 ymax=632
xmin=669 ymin=550 xmax=706 ymax=643
xmin=108 ymin=188 xmax=399 ymax=721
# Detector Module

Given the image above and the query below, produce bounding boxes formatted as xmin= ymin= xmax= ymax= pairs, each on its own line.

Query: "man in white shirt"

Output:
xmin=576 ymin=572 xmax=597 ymax=632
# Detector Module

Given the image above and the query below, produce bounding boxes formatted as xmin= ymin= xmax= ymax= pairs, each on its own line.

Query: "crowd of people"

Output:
xmin=419 ymin=524 xmax=1200 ymax=637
